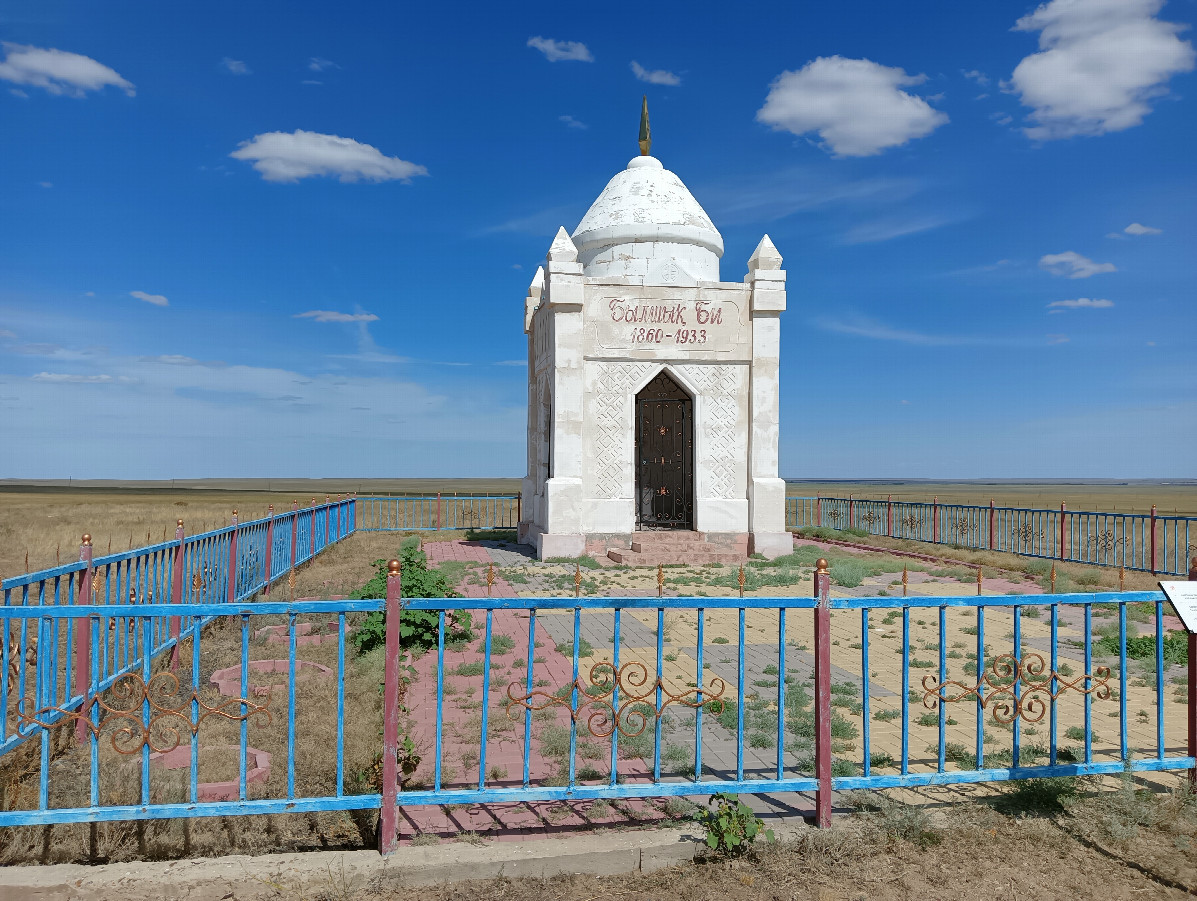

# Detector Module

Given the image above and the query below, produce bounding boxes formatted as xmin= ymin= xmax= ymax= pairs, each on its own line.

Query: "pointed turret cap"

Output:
xmin=527 ymin=265 xmax=544 ymax=300
xmin=547 ymin=226 xmax=578 ymax=263
xmin=748 ymin=234 xmax=783 ymax=271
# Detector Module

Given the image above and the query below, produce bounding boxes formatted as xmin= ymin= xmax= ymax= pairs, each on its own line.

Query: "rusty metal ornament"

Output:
xmin=656 ymin=564 xmax=664 ymax=598
xmin=17 ymin=671 xmax=272 ymax=755
xmin=921 ymin=652 xmax=1110 ymax=725
xmin=505 ymin=660 xmax=725 ymax=739
xmin=738 ymin=565 xmax=745 ymax=599
xmin=901 ymin=564 xmax=908 ymax=597
xmin=486 ymin=563 xmax=495 ymax=597
xmin=574 ymin=563 xmax=582 ymax=598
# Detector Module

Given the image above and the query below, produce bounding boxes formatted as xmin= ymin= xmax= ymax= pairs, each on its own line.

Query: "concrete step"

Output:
xmin=606 ymin=548 xmax=745 ymax=566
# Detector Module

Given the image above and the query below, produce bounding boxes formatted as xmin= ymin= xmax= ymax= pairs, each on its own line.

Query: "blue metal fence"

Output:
xmin=2 ymin=587 xmax=1191 ymax=843
xmin=356 ymin=495 xmax=520 ymax=532
xmin=787 ymin=495 xmax=1197 ymax=577
xmin=1 ymin=499 xmax=355 ymax=761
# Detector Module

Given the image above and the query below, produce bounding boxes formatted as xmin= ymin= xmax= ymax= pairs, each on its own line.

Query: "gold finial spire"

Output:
xmin=638 ymin=95 xmax=651 ymax=156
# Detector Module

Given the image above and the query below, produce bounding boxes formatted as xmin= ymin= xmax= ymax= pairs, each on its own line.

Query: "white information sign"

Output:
xmin=1159 ymin=581 xmax=1197 ymax=634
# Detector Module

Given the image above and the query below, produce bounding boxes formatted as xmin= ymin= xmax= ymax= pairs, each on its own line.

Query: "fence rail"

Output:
xmin=2 ymin=575 xmax=1192 ymax=853
xmin=787 ymin=495 xmax=1197 ymax=577
xmin=356 ymin=495 xmax=520 ymax=532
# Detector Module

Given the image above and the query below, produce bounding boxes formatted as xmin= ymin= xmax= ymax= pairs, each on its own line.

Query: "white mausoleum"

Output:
xmin=517 ymin=118 xmax=788 ymax=563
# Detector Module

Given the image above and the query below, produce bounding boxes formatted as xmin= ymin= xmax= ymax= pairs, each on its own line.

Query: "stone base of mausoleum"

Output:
xmin=598 ymin=530 xmax=750 ymax=566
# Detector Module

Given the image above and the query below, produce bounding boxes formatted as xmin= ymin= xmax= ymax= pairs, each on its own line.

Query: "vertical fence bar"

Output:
xmin=654 ymin=607 xmax=664 ymax=783
xmin=736 ymin=606 xmax=745 ymax=782
xmin=1188 ymin=558 xmax=1196 ymax=784
xmin=169 ymin=521 xmax=184 ymax=670
xmin=479 ymin=610 xmax=494 ymax=788
xmin=861 ymin=609 xmax=871 ymax=776
xmin=1156 ymin=598 xmax=1165 ymax=759
xmin=379 ymin=559 xmax=402 ymax=855
xmin=1150 ymin=505 xmax=1157 ymax=574
xmin=1059 ymin=503 xmax=1067 ymax=560
xmin=523 ymin=609 xmax=535 ymax=788
xmin=227 ymin=511 xmax=239 ymax=606
xmin=337 ymin=612 xmax=346 ymax=798
xmin=1083 ymin=602 xmax=1093 ymax=764
xmin=568 ymin=607 xmax=580 ymax=787
xmin=611 ymin=608 xmax=621 ymax=786
xmin=902 ymin=606 xmax=910 ymax=775
xmin=813 ymin=559 xmax=832 ymax=827
xmin=776 ymin=607 xmax=786 ymax=780
xmin=1049 ymin=603 xmax=1058 ymax=765
xmin=435 ymin=612 xmax=445 ymax=791
xmin=937 ymin=605 xmax=946 ymax=772
xmin=262 ymin=507 xmax=275 ymax=595
xmin=1119 ymin=601 xmax=1128 ymax=762
xmin=74 ymin=535 xmax=93 ymax=743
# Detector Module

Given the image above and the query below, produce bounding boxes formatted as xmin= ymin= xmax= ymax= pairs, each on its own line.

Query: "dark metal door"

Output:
xmin=635 ymin=371 xmax=693 ymax=530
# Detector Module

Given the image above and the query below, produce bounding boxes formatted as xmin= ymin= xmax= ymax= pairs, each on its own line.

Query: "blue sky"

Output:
xmin=1 ymin=0 xmax=1194 ymax=479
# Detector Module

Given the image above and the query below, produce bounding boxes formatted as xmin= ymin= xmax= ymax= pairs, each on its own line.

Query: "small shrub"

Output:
xmin=712 ymin=636 xmax=729 ymax=644
xmin=699 ymin=793 xmax=773 ymax=855
xmin=874 ymin=708 xmax=901 ymax=722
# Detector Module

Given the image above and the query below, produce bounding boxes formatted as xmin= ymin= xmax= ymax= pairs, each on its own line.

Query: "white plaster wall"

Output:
xmin=578 ymin=240 xmax=719 ymax=282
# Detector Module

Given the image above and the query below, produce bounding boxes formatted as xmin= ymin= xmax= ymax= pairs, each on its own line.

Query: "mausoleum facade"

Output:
xmin=517 ymin=127 xmax=788 ymax=562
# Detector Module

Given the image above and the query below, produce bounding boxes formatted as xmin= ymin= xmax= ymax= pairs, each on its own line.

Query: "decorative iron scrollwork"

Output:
xmin=921 ymin=652 xmax=1110 ymax=725
xmin=899 ymin=513 xmax=924 ymax=534
xmin=17 ymin=671 xmax=272 ymax=755
xmin=1010 ymin=524 xmax=1044 ymax=546
xmin=506 ymin=661 xmax=725 ymax=739
xmin=860 ymin=511 xmax=880 ymax=529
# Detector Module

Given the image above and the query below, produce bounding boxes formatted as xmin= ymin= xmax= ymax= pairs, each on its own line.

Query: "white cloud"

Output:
xmin=1046 ymin=334 xmax=1070 ymax=345
xmin=130 ymin=290 xmax=169 ymax=307
xmin=0 ymin=329 xmax=16 ymax=339
xmin=842 ymin=215 xmax=955 ymax=244
xmin=1038 ymin=251 xmax=1117 ymax=278
xmin=1048 ymin=297 xmax=1115 ymax=312
xmin=558 ymin=114 xmax=587 ymax=130
xmin=494 ymin=360 xmax=527 ymax=366
xmin=221 ymin=58 xmax=251 ymax=75
xmin=295 ymin=310 xmax=379 ymax=323
xmin=756 ymin=56 xmax=948 ymax=157
xmin=230 ymin=130 xmax=428 ymax=184
xmin=815 ymin=315 xmax=983 ymax=346
xmin=630 ymin=61 xmax=680 ymax=86
xmin=308 ymin=57 xmax=337 ymax=72
xmin=526 ymin=37 xmax=593 ymax=63
xmin=1009 ymin=0 xmax=1195 ymax=140
xmin=1124 ymin=222 xmax=1162 ymax=235
xmin=31 ymin=372 xmax=120 ymax=384
xmin=0 ymin=42 xmax=135 ymax=97
xmin=138 ymin=354 xmax=201 ymax=365
xmin=38 ymin=181 xmax=52 ymax=188
xmin=962 ymin=69 xmax=990 ymax=86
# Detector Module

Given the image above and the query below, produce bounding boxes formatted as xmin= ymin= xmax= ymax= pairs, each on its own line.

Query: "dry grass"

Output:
xmin=0 ymin=483 xmax=517 ymax=580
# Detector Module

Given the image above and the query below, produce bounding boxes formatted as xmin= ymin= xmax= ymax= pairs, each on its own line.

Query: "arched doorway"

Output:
xmin=635 ymin=370 xmax=694 ymax=530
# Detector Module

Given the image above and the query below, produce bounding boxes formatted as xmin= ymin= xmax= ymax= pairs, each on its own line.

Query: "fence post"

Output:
xmin=325 ymin=496 xmax=331 ymax=547
xmin=74 ymin=534 xmax=94 ymax=744
xmin=380 ymin=558 xmax=403 ymax=855
xmin=436 ymin=492 xmax=442 ymax=531
xmin=169 ymin=519 xmax=184 ymax=669
xmin=813 ymin=557 xmax=832 ymax=828
xmin=887 ymin=495 xmax=893 ymax=538
xmin=516 ymin=491 xmax=522 ymax=526
xmin=1150 ymin=505 xmax=1157 ymax=574
xmin=262 ymin=506 xmax=274 ymax=596
xmin=1059 ymin=502 xmax=1067 ymax=561
xmin=1188 ymin=556 xmax=1196 ymax=786
xmin=290 ymin=501 xmax=299 ymax=571
xmin=848 ymin=494 xmax=854 ymax=530
xmin=932 ymin=496 xmax=939 ymax=544
xmin=816 ymin=493 xmax=822 ymax=527
xmin=988 ymin=499 xmax=995 ymax=551
xmin=227 ymin=510 xmax=239 ymax=604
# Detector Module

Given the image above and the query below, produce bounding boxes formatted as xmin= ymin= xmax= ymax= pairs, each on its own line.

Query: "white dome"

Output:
xmin=572 ymin=156 xmax=723 ymax=282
